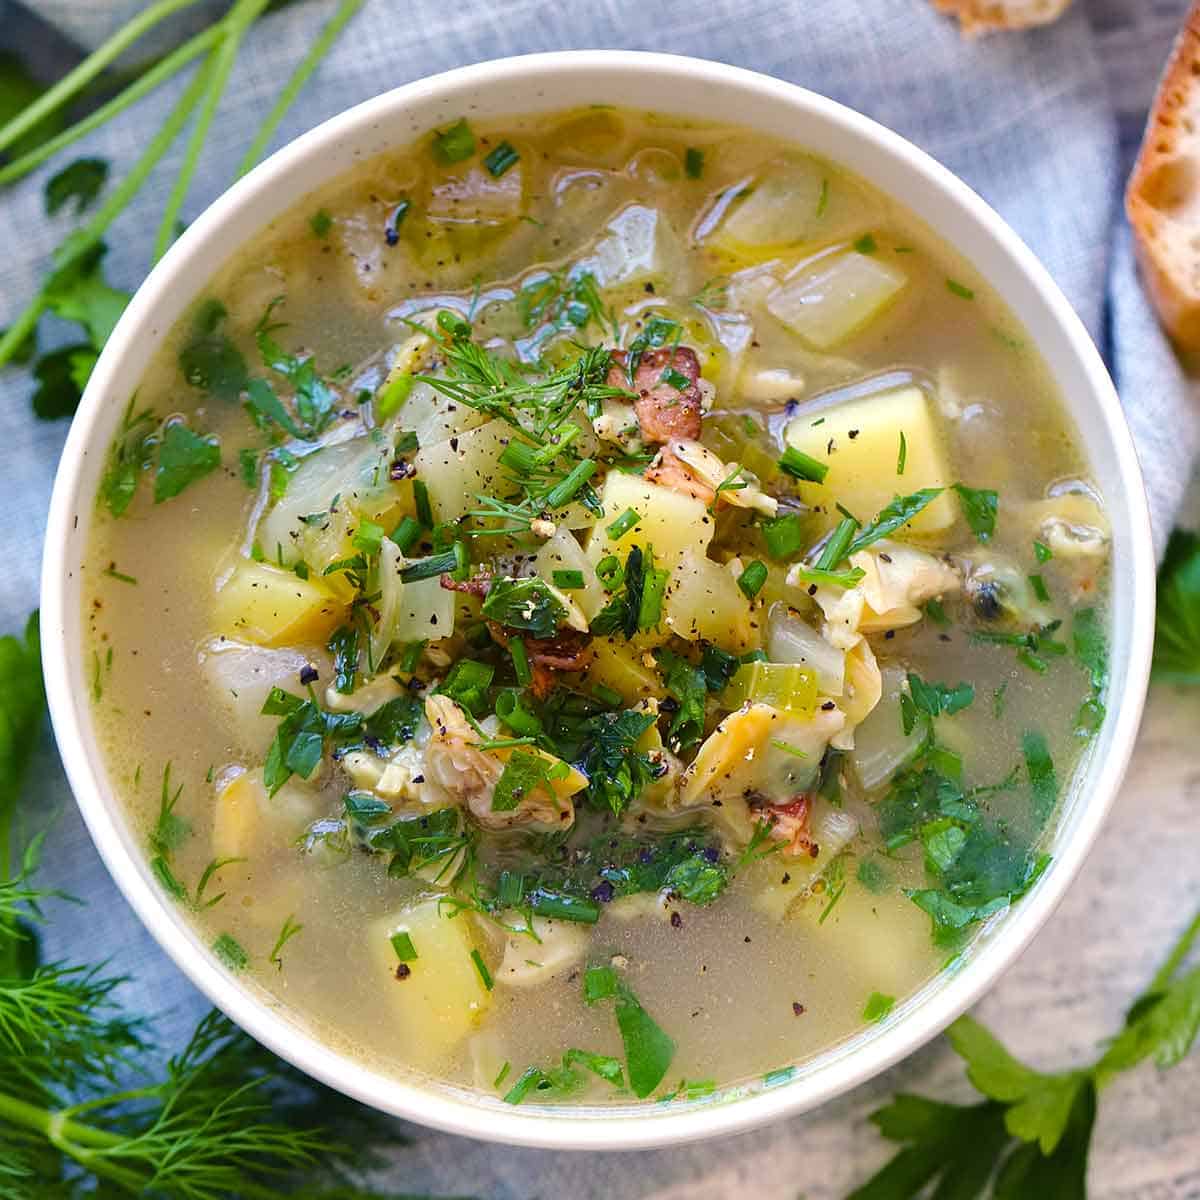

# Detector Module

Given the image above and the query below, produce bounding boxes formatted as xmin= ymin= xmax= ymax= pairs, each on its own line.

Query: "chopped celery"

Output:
xmin=723 ymin=661 xmax=817 ymax=715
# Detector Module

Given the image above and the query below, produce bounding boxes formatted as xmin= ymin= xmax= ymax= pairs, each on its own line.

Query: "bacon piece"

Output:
xmin=756 ymin=794 xmax=818 ymax=859
xmin=440 ymin=573 xmax=491 ymax=598
xmin=487 ymin=622 xmax=593 ymax=699
xmin=643 ymin=447 xmax=715 ymax=505
xmin=607 ymin=346 xmax=703 ymax=444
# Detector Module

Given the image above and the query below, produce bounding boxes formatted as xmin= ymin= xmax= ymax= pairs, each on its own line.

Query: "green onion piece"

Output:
xmin=1034 ymin=539 xmax=1053 ymax=563
xmin=391 ymin=514 xmax=422 ymax=554
xmin=352 ymin=518 xmax=384 ymax=556
xmin=390 ymin=931 xmax=417 ymax=962
xmin=607 ymin=507 xmax=641 ymax=540
xmin=433 ymin=117 xmax=475 ymax=164
xmin=897 ymin=431 xmax=907 ymax=476
xmin=946 ymin=278 xmax=975 ymax=300
xmin=470 ymin=948 xmax=494 ymax=990
xmin=596 ymin=554 xmax=623 ymax=588
xmin=483 ymin=140 xmax=519 ymax=177
xmin=684 ymin=147 xmax=704 ymax=178
xmin=509 ymin=637 xmax=531 ymax=687
xmin=502 ymin=1065 xmax=543 ymax=1104
xmin=529 ymin=890 xmax=601 ymax=923
xmin=544 ymin=458 xmax=597 ymax=509
xmin=376 ymin=372 xmax=413 ymax=421
xmin=398 ymin=640 xmax=425 ymax=674
xmin=778 ymin=446 xmax=829 ymax=484
xmin=638 ymin=565 xmax=670 ymax=631
xmin=723 ymin=661 xmax=817 ymax=714
xmin=400 ymin=547 xmax=459 ymax=583
xmin=789 ymin=563 xmax=865 ymax=590
xmin=413 ymin=479 xmax=433 ymax=528
xmin=591 ymin=682 xmax=623 ymax=708
xmin=737 ymin=559 xmax=768 ymax=600
xmin=815 ymin=516 xmax=859 ymax=570
xmin=1029 ymin=573 xmax=1050 ymax=603
xmin=552 ymin=568 xmax=585 ymax=590
xmin=495 ymin=689 xmax=542 ymax=737
xmin=761 ymin=513 xmax=804 ymax=560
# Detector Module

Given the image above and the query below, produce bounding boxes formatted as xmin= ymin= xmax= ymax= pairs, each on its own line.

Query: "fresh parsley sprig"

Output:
xmin=847 ymin=901 xmax=1200 ymax=1199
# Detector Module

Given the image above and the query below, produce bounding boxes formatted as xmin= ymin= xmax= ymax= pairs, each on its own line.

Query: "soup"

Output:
xmin=84 ymin=107 xmax=1110 ymax=1106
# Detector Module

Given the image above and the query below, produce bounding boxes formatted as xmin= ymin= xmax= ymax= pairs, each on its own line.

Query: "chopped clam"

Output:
xmin=661 ymin=438 xmax=778 ymax=516
xmin=831 ymin=637 xmax=883 ymax=751
xmin=496 ymin=915 xmax=589 ymax=988
xmin=802 ymin=540 xmax=960 ymax=649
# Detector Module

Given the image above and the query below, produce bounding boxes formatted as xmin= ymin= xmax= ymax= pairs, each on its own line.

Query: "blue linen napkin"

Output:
xmin=1 ymin=1 xmax=1197 ymax=1196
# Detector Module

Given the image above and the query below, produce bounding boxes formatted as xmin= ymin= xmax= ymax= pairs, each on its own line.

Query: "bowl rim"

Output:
xmin=40 ymin=49 xmax=1156 ymax=1151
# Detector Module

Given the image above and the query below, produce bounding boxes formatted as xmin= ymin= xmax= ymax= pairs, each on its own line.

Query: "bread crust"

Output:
xmin=931 ymin=0 xmax=1072 ymax=35
xmin=1127 ymin=2 xmax=1200 ymax=350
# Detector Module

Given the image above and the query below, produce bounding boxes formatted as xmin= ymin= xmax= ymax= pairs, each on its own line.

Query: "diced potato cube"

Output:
xmin=212 ymin=768 xmax=319 ymax=860
xmin=427 ymin=165 xmax=523 ymax=225
xmin=586 ymin=471 xmax=713 ymax=573
xmin=768 ymin=251 xmax=907 ymax=349
xmin=662 ymin=549 xmax=753 ymax=651
xmin=787 ymin=879 xmax=934 ymax=996
xmin=783 ymin=385 xmax=957 ymax=536
xmin=587 ymin=637 xmax=663 ymax=704
xmin=577 ymin=203 xmax=683 ymax=287
xmin=534 ymin=529 xmax=606 ymax=621
xmin=715 ymin=157 xmax=876 ymax=251
xmin=213 ymin=561 xmax=345 ymax=648
xmin=199 ymin=639 xmax=322 ymax=756
xmin=393 ymin=572 xmax=455 ymax=643
xmin=371 ymin=897 xmax=491 ymax=1063
xmin=415 ymin=420 xmax=593 ymax=530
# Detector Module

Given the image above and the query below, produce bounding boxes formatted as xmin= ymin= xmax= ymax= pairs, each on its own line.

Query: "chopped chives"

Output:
xmin=544 ymin=458 xmax=597 ymax=509
xmin=607 ymin=507 xmax=641 ymax=540
xmin=552 ymin=568 xmax=585 ymax=590
xmin=762 ymin=513 xmax=805 ymax=560
xmin=502 ymin=1065 xmax=542 ymax=1104
xmin=737 ymin=559 xmax=768 ymax=599
xmin=1029 ymin=573 xmax=1050 ymax=603
xmin=1033 ymin=539 xmax=1053 ymax=563
xmin=471 ymin=948 xmax=494 ymax=991
xmin=432 ymin=118 xmax=474 ymax=164
xmin=400 ymin=545 xmax=463 ymax=583
xmin=596 ymin=554 xmax=623 ymax=588
xmin=778 ymin=446 xmax=829 ymax=484
xmin=816 ymin=516 xmax=859 ymax=571
xmin=684 ymin=147 xmax=704 ymax=178
xmin=483 ymin=140 xmax=520 ymax=177
xmin=391 ymin=514 xmax=422 ymax=554
xmin=413 ymin=479 xmax=433 ymax=528
xmin=946 ymin=278 xmax=975 ymax=300
xmin=897 ymin=430 xmax=907 ymax=475
xmin=390 ymin=931 xmax=418 ymax=962
xmin=509 ymin=636 xmax=532 ymax=687
xmin=638 ymin=564 xmax=669 ymax=631
xmin=493 ymin=1061 xmax=512 ymax=1089
xmin=399 ymin=640 xmax=425 ymax=674
xmin=351 ymin=518 xmax=384 ymax=556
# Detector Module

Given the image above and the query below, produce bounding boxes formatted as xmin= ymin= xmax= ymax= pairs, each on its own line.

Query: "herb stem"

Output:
xmin=0 ymin=22 xmax=224 ymax=188
xmin=1149 ymin=906 xmax=1200 ymax=993
xmin=234 ymin=0 xmax=365 ymax=178
xmin=0 ymin=0 xmax=206 ymax=155
xmin=153 ymin=0 xmax=273 ymax=262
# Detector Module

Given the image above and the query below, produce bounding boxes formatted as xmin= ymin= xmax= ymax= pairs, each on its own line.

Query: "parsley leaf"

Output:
xmin=583 ymin=966 xmax=676 ymax=1098
xmin=655 ymin=649 xmax=708 ymax=751
xmin=31 ymin=343 xmax=96 ymax=419
xmin=179 ymin=299 xmax=248 ymax=400
xmin=953 ymin=483 xmax=999 ymax=542
xmin=481 ymin=577 xmax=566 ymax=638
xmin=153 ymin=422 xmax=220 ymax=503
xmin=575 ymin=709 xmax=659 ymax=818
xmin=848 ymin=488 xmax=944 ymax=554
xmin=1153 ymin=529 xmax=1200 ymax=684
xmin=44 ymin=158 xmax=108 ymax=216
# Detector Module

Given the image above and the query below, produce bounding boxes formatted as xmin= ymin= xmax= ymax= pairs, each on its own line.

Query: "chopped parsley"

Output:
xmin=953 ymin=483 xmax=999 ymax=542
xmin=583 ymin=965 xmax=676 ymax=1099
xmin=432 ymin=117 xmax=475 ymax=164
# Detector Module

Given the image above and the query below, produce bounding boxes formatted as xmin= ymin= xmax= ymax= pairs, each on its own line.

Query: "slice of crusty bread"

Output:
xmin=1127 ymin=2 xmax=1200 ymax=350
xmin=931 ymin=0 xmax=1073 ymax=35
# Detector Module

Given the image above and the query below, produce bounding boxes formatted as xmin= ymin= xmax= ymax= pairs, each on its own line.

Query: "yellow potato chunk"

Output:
xmin=587 ymin=637 xmax=663 ymax=704
xmin=767 ymin=251 xmax=907 ymax=348
xmin=662 ymin=550 xmax=754 ymax=651
xmin=213 ymin=561 xmax=345 ymax=648
xmin=371 ymin=897 xmax=491 ymax=1064
xmin=211 ymin=768 xmax=319 ymax=860
xmin=783 ymin=385 xmax=957 ymax=536
xmin=586 ymin=471 xmax=713 ymax=573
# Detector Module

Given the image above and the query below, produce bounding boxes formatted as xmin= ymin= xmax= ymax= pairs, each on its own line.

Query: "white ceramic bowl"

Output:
xmin=41 ymin=51 xmax=1155 ymax=1150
